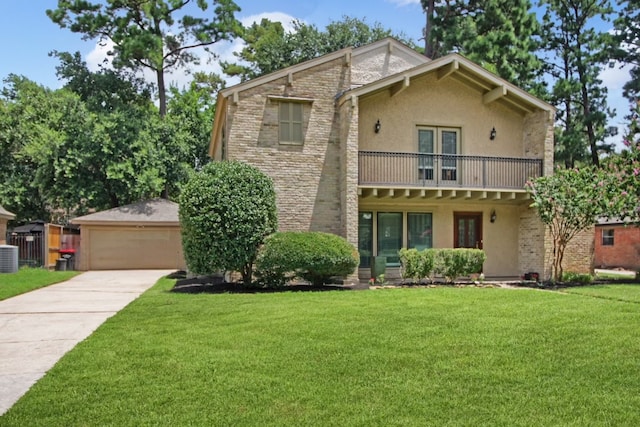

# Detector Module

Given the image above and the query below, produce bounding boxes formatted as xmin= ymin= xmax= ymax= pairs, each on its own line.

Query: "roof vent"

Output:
xmin=0 ymin=245 xmax=19 ymax=273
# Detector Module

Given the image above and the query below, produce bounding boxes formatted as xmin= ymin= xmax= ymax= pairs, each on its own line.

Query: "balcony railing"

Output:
xmin=359 ymin=151 xmax=543 ymax=189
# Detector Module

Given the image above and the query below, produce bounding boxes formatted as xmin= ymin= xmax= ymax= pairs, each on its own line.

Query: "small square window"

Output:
xmin=602 ymin=229 xmax=614 ymax=246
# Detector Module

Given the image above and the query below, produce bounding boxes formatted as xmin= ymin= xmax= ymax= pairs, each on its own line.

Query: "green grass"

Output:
xmin=3 ymin=281 xmax=640 ymax=426
xmin=563 ymin=284 xmax=640 ymax=303
xmin=0 ymin=267 xmax=80 ymax=301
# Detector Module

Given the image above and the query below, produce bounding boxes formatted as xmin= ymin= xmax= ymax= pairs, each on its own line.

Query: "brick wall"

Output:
xmin=594 ymin=224 xmax=640 ymax=270
xmin=226 ymin=57 xmax=350 ymax=236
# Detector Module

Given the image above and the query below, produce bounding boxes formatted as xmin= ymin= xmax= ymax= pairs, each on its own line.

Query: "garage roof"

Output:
xmin=71 ymin=198 xmax=180 ymax=226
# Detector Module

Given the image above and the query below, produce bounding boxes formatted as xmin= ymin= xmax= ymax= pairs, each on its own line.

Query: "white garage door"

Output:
xmin=87 ymin=227 xmax=184 ymax=270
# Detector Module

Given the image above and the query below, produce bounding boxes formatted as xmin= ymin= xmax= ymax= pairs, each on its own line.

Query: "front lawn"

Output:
xmin=563 ymin=284 xmax=640 ymax=303
xmin=0 ymin=267 xmax=80 ymax=301
xmin=3 ymin=281 xmax=640 ymax=426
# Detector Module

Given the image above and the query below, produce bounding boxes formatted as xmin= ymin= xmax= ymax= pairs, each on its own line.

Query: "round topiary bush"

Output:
xmin=179 ymin=161 xmax=277 ymax=285
xmin=255 ymin=231 xmax=359 ymax=287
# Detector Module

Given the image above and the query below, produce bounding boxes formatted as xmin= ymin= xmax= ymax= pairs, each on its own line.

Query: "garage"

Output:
xmin=72 ymin=198 xmax=186 ymax=271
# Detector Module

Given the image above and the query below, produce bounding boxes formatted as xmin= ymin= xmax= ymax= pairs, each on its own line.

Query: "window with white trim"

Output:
xmin=417 ymin=127 xmax=460 ymax=182
xmin=602 ymin=229 xmax=614 ymax=246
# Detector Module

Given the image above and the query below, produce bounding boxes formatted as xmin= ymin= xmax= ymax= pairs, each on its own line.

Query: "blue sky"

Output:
xmin=0 ymin=0 xmax=632 ymax=149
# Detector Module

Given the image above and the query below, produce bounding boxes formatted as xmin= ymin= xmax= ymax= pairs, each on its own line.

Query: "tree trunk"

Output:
xmin=424 ymin=0 xmax=436 ymax=58
xmin=157 ymin=68 xmax=167 ymax=117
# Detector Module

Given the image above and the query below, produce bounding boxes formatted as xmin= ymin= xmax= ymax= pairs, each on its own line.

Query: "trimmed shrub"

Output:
xmin=433 ymin=248 xmax=487 ymax=283
xmin=179 ymin=161 xmax=277 ymax=285
xmin=561 ymin=272 xmax=593 ymax=284
xmin=399 ymin=248 xmax=435 ymax=282
xmin=256 ymin=231 xmax=359 ymax=287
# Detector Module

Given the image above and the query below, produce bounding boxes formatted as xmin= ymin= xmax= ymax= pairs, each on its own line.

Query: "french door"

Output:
xmin=417 ymin=127 xmax=460 ymax=183
xmin=454 ymin=212 xmax=483 ymax=249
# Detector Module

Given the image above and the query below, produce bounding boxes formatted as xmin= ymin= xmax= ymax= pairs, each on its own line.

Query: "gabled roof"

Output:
xmin=0 ymin=205 xmax=15 ymax=221
xmin=71 ymin=198 xmax=179 ymax=226
xmin=340 ymin=53 xmax=555 ymax=114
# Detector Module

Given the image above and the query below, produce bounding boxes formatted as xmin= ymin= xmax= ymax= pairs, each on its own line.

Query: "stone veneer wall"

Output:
xmin=523 ymin=109 xmax=555 ymax=176
xmin=226 ymin=57 xmax=350 ymax=236
xmin=561 ymin=227 xmax=595 ymax=275
xmin=518 ymin=206 xmax=547 ymax=278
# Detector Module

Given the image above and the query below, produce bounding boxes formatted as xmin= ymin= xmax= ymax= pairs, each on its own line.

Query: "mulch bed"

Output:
xmin=170 ymin=273 xmax=357 ymax=294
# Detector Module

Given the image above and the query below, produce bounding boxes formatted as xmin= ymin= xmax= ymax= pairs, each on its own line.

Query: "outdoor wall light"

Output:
xmin=490 ymin=209 xmax=497 ymax=223
xmin=490 ymin=127 xmax=497 ymax=140
xmin=374 ymin=119 xmax=381 ymax=133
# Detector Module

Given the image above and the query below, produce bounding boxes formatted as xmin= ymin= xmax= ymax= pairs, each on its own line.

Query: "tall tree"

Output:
xmin=540 ymin=0 xmax=616 ymax=167
xmin=47 ymin=0 xmax=242 ymax=116
xmin=421 ymin=0 xmax=544 ymax=93
xmin=222 ymin=16 xmax=413 ymax=81
xmin=613 ymin=0 xmax=640 ymax=103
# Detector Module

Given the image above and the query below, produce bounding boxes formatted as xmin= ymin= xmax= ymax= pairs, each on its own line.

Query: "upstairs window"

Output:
xmin=602 ymin=229 xmax=614 ymax=246
xmin=279 ymin=102 xmax=303 ymax=144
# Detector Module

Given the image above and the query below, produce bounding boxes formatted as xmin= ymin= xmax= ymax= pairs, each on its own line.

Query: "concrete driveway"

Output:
xmin=0 ymin=270 xmax=173 ymax=415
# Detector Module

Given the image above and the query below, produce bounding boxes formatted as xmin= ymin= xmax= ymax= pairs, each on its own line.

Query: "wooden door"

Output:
xmin=454 ymin=212 xmax=483 ymax=249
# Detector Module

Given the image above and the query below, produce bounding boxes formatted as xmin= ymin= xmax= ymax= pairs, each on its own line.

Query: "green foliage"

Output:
xmin=561 ymin=272 xmax=593 ymax=284
xmin=423 ymin=0 xmax=544 ymax=93
xmin=527 ymin=167 xmax=606 ymax=282
xmin=400 ymin=248 xmax=485 ymax=283
xmin=613 ymin=0 xmax=640 ymax=102
xmin=179 ymin=161 xmax=277 ymax=285
xmin=255 ymin=231 xmax=359 ymax=287
xmin=540 ymin=0 xmax=616 ymax=167
xmin=399 ymin=248 xmax=435 ymax=282
xmin=434 ymin=249 xmax=487 ymax=283
xmin=600 ymin=109 xmax=639 ymax=223
xmin=0 ymin=54 xmax=218 ymax=222
xmin=222 ymin=16 xmax=415 ymax=81
xmin=47 ymin=0 xmax=242 ymax=115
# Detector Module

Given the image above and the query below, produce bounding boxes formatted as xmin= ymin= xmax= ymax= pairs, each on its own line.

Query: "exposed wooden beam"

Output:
xmin=407 ymin=189 xmax=426 ymax=199
xmin=464 ymin=190 xmax=472 ymax=199
xmin=483 ymin=85 xmax=507 ymax=104
xmin=493 ymin=191 xmax=502 ymax=200
xmin=479 ymin=191 xmax=488 ymax=200
xmin=232 ymin=91 xmax=239 ymax=105
xmin=390 ymin=75 xmax=410 ymax=97
xmin=344 ymin=51 xmax=352 ymax=66
xmin=435 ymin=189 xmax=443 ymax=199
xmin=287 ymin=72 xmax=294 ymax=86
xmin=437 ymin=60 xmax=458 ymax=81
xmin=448 ymin=190 xmax=458 ymax=199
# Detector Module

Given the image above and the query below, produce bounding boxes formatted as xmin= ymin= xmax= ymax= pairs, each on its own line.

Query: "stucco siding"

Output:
xmin=351 ymin=41 xmax=428 ymax=86
xmin=358 ymin=74 xmax=529 ymax=159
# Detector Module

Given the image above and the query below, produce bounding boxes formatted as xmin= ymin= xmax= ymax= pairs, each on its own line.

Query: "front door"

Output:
xmin=454 ymin=212 xmax=483 ymax=249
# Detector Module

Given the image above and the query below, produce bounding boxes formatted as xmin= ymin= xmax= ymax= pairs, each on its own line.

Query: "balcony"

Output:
xmin=358 ymin=151 xmax=543 ymax=191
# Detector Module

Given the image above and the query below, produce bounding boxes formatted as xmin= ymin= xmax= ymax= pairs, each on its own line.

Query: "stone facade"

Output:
xmin=562 ymin=228 xmax=595 ymax=275
xmin=211 ymin=38 xmax=563 ymax=281
xmin=225 ymin=57 xmax=349 ymax=235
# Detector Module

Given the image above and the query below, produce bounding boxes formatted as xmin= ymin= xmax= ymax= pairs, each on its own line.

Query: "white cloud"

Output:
xmin=386 ymin=0 xmax=421 ymax=6
xmin=86 ymin=39 xmax=114 ymax=72
xmin=240 ymin=12 xmax=298 ymax=33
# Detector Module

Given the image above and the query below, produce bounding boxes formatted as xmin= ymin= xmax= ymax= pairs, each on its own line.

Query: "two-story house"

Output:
xmin=208 ymin=38 xmax=561 ymax=281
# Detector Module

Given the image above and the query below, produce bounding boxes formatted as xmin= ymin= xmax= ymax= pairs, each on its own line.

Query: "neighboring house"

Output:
xmin=594 ymin=218 xmax=640 ymax=271
xmin=208 ymin=37 xmax=584 ymax=281
xmin=0 ymin=205 xmax=16 ymax=245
